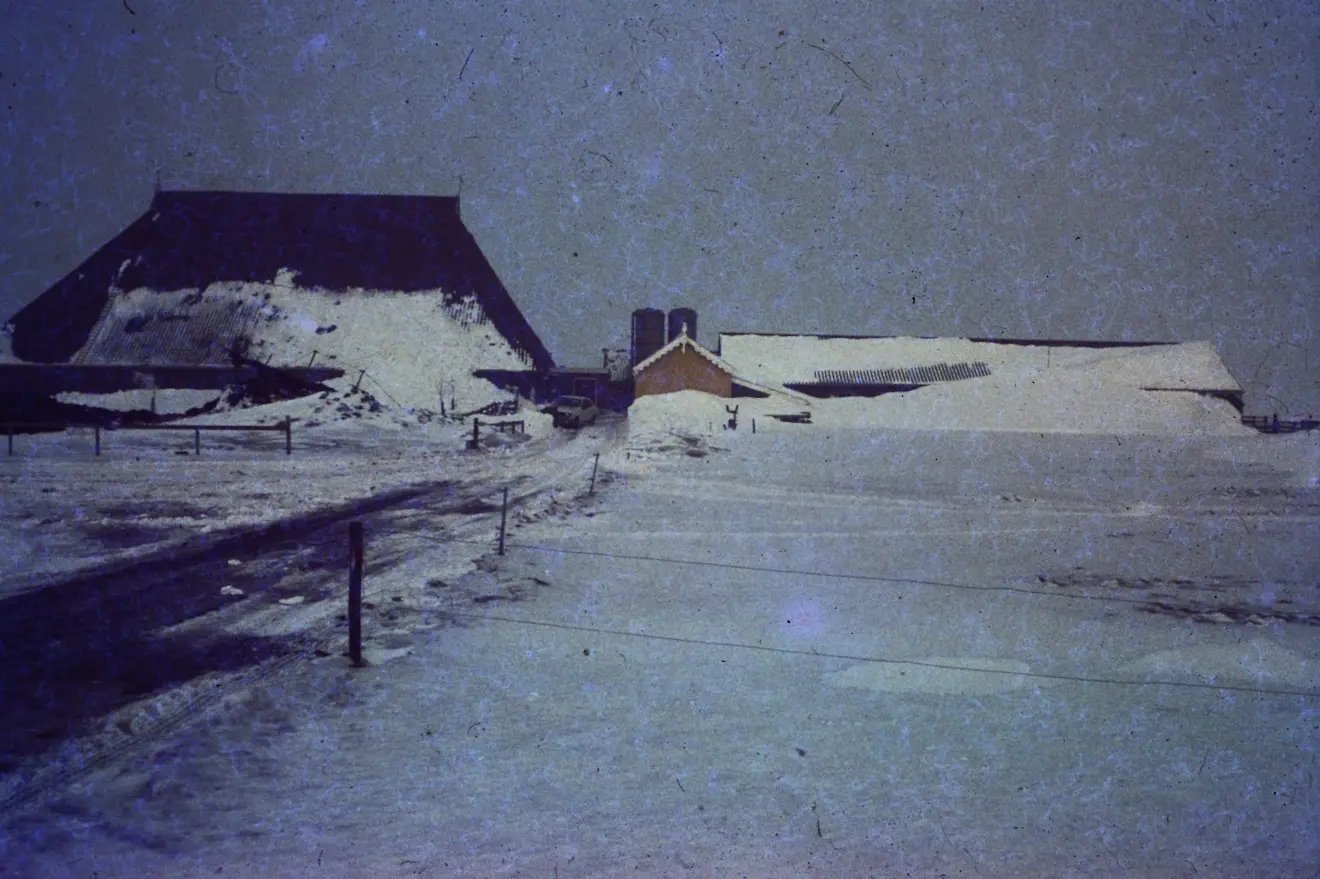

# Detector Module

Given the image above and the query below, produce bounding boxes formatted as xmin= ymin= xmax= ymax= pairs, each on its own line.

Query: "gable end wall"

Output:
xmin=635 ymin=346 xmax=733 ymax=397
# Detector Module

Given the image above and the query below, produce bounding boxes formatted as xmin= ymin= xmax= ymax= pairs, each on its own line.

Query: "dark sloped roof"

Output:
xmin=8 ymin=191 xmax=554 ymax=370
xmin=74 ymin=292 xmax=264 ymax=366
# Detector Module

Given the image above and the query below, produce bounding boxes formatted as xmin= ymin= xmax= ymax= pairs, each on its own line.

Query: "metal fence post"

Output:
xmin=194 ymin=428 xmax=201 ymax=455
xmin=94 ymin=426 xmax=101 ymax=456
xmin=285 ymin=418 xmax=292 ymax=455
xmin=589 ymin=452 xmax=600 ymax=495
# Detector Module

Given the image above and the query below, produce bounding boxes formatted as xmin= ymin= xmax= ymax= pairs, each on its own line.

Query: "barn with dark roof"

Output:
xmin=7 ymin=191 xmax=554 ymax=372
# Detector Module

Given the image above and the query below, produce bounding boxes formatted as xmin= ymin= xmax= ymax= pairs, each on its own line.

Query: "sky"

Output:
xmin=0 ymin=0 xmax=1316 ymax=415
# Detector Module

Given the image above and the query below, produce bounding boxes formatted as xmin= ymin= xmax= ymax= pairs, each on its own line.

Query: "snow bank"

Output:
xmin=711 ymin=336 xmax=1251 ymax=436
xmin=627 ymin=380 xmax=1250 ymax=440
xmin=1202 ymin=429 xmax=1320 ymax=487
xmin=810 ymin=370 xmax=1254 ymax=436
xmin=627 ymin=390 xmax=745 ymax=436
xmin=619 ymin=391 xmax=815 ymax=466
xmin=1056 ymin=341 xmax=1240 ymax=390
xmin=55 ymin=388 xmax=222 ymax=416
xmin=719 ymin=336 xmax=1240 ymax=393
xmin=718 ymin=335 xmax=1035 ymax=385
xmin=204 ymin=270 xmax=526 ymax=411
xmin=61 ymin=268 xmax=532 ymax=428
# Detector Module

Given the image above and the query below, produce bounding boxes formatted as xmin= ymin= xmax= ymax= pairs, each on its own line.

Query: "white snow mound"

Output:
xmin=708 ymin=337 xmax=1252 ymax=436
xmin=61 ymin=268 xmax=532 ymax=425
xmin=215 ymin=271 xmax=528 ymax=411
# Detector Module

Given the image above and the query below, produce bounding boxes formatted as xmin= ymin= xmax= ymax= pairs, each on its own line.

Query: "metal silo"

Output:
xmin=668 ymin=307 xmax=697 ymax=343
xmin=631 ymin=308 xmax=666 ymax=366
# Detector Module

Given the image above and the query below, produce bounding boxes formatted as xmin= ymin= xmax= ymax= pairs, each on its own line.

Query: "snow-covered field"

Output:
xmin=1 ymin=401 xmax=1317 ymax=877
xmin=2 ymin=310 xmax=1316 ymax=876
xmin=0 ymin=407 xmax=554 ymax=599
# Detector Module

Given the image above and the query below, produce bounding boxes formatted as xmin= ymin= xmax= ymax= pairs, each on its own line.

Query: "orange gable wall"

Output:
xmin=635 ymin=346 xmax=734 ymax=397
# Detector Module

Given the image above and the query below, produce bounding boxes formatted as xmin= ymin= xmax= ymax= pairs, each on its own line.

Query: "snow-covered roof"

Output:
xmin=10 ymin=191 xmax=554 ymax=371
xmin=717 ymin=334 xmax=1240 ymax=392
xmin=729 ymin=374 xmax=814 ymax=405
xmin=632 ymin=329 xmax=729 ymax=376
xmin=634 ymin=331 xmax=813 ymax=405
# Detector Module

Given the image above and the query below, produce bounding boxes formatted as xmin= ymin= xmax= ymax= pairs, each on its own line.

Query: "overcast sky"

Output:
xmin=1 ymin=1 xmax=1316 ymax=414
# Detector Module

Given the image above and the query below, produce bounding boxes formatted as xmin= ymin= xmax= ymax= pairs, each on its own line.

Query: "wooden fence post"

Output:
xmin=498 ymin=487 xmax=508 ymax=555
xmin=284 ymin=417 xmax=292 ymax=455
xmin=589 ymin=452 xmax=600 ymax=495
xmin=94 ymin=426 xmax=101 ymax=456
xmin=194 ymin=428 xmax=201 ymax=455
xmin=348 ymin=521 xmax=364 ymax=667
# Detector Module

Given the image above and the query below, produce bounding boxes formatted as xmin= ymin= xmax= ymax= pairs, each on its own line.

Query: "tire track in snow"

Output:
xmin=0 ymin=434 xmax=608 ymax=819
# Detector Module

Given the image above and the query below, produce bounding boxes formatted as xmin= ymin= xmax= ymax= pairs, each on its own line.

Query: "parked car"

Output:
xmin=541 ymin=395 xmax=599 ymax=428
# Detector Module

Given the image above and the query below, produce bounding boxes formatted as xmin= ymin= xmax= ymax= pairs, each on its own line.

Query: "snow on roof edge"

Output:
xmin=730 ymin=375 xmax=814 ymax=405
xmin=633 ymin=332 xmax=812 ymax=405
xmin=632 ymin=332 xmax=728 ymax=375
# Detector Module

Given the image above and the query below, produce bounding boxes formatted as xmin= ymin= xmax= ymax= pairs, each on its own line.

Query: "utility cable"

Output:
xmin=451 ymin=610 xmax=1320 ymax=700
xmin=449 ymin=539 xmax=1171 ymax=609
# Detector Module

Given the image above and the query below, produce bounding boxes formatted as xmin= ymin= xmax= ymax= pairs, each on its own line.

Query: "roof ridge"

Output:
xmin=634 ymin=332 xmax=813 ymax=405
xmin=632 ymin=331 xmax=723 ymax=373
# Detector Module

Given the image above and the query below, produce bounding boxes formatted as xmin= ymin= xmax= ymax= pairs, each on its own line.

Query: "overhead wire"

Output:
xmin=437 ymin=540 xmax=1319 ymax=699
xmin=449 ymin=610 xmax=1320 ymax=699
xmin=450 ymin=538 xmax=1169 ymax=609
xmin=340 ymin=455 xmax=1317 ymax=700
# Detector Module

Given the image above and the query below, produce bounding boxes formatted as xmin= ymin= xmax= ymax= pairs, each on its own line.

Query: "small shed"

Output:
xmin=543 ymin=367 xmax=607 ymax=401
xmin=633 ymin=328 xmax=735 ymax=398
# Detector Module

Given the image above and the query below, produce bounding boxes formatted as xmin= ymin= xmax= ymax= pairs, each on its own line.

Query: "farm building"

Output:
xmin=633 ymin=327 xmax=732 ymax=398
xmin=632 ymin=327 xmax=801 ymax=403
xmin=715 ymin=333 xmax=1243 ymax=407
xmin=3 ymin=190 xmax=553 ymax=414
xmin=711 ymin=332 xmax=1249 ymax=435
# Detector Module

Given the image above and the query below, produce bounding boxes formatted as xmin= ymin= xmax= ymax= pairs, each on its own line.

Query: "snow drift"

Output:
xmin=57 ymin=268 xmax=530 ymax=425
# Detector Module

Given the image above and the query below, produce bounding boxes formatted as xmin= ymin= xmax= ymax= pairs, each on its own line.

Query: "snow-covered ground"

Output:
xmin=2 ymin=300 xmax=1317 ymax=877
xmin=8 ymin=269 xmax=561 ymax=594
xmin=0 ymin=401 xmax=1316 ymax=877
xmin=0 ymin=404 xmax=557 ymax=599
